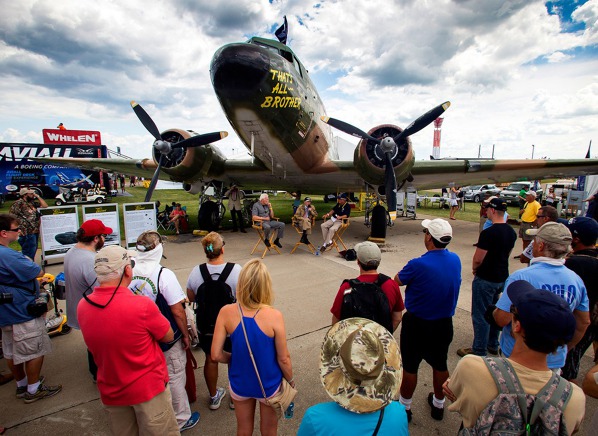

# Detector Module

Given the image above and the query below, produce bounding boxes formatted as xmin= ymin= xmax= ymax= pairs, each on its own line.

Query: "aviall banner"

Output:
xmin=42 ymin=129 xmax=102 ymax=145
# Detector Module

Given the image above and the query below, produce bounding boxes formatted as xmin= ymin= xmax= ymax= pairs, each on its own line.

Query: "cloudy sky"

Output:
xmin=1 ymin=0 xmax=597 ymax=162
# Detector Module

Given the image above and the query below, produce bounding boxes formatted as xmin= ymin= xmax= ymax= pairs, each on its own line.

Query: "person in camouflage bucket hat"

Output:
xmin=320 ymin=317 xmax=402 ymax=414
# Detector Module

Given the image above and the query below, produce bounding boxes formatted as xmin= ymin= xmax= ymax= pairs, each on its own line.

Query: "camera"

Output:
xmin=0 ymin=292 xmax=13 ymax=305
xmin=27 ymin=293 xmax=49 ymax=317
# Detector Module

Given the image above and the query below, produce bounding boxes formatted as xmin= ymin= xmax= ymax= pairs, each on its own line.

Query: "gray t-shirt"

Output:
xmin=64 ymin=246 xmax=97 ymax=329
xmin=186 ymin=262 xmax=242 ymax=299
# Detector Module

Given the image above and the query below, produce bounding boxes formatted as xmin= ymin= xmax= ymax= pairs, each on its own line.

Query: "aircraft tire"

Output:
xmin=198 ymin=200 xmax=221 ymax=231
xmin=369 ymin=205 xmax=387 ymax=240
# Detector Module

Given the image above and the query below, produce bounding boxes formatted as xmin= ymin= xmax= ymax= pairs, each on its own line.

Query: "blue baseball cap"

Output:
xmin=507 ymin=280 xmax=575 ymax=345
xmin=564 ymin=216 xmax=598 ymax=244
xmin=338 ymin=193 xmax=348 ymax=200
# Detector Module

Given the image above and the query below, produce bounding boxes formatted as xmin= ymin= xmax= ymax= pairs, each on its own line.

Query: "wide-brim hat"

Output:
xmin=320 ymin=317 xmax=402 ymax=414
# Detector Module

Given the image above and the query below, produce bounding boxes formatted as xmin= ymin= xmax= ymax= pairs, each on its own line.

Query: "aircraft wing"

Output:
xmin=35 ymin=155 xmax=598 ymax=193
xmin=35 ymin=157 xmax=159 ymax=180
xmin=410 ymin=158 xmax=598 ymax=189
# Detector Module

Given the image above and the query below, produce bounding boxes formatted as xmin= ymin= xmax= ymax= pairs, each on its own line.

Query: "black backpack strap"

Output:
xmin=375 ymin=273 xmax=391 ymax=287
xmin=372 ymin=407 xmax=385 ymax=436
xmin=199 ymin=263 xmax=212 ymax=282
xmin=218 ymin=262 xmax=235 ymax=283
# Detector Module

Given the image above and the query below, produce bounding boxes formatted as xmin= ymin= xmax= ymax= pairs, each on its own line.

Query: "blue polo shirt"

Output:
xmin=398 ymin=249 xmax=461 ymax=320
xmin=496 ymin=261 xmax=589 ymax=369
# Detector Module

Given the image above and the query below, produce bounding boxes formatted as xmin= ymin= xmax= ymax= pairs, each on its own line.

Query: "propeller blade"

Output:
xmin=393 ymin=101 xmax=451 ymax=144
xmin=131 ymin=100 xmax=162 ymax=141
xmin=171 ymin=131 xmax=229 ymax=149
xmin=144 ymin=154 xmax=164 ymax=202
xmin=321 ymin=116 xmax=379 ymax=143
xmin=384 ymin=151 xmax=397 ymax=221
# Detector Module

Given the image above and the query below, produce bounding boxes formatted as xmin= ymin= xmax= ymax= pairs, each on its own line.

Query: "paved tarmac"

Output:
xmin=1 ymin=213 xmax=597 ymax=435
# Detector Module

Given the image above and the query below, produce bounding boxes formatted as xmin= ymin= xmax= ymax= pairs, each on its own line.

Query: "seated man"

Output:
xmin=251 ymin=193 xmax=285 ymax=248
xmin=169 ymin=203 xmax=187 ymax=235
xmin=320 ymin=193 xmax=351 ymax=252
xmin=445 ymin=280 xmax=586 ymax=434
xmin=298 ymin=317 xmax=408 ymax=436
xmin=294 ymin=197 xmax=317 ymax=245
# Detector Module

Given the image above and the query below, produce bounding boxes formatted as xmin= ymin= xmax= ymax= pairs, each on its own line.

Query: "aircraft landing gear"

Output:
xmin=197 ymin=182 xmax=226 ymax=231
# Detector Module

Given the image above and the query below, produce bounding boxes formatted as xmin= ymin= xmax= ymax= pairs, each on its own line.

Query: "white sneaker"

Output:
xmin=209 ymin=387 xmax=226 ymax=410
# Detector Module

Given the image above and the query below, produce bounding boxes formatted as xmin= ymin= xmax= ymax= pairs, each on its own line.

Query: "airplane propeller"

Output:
xmin=130 ymin=101 xmax=228 ymax=202
xmin=321 ymin=101 xmax=450 ymax=221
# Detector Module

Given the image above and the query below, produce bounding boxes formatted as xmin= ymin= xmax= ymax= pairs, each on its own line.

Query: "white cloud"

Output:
xmin=0 ymin=0 xmax=596 ymax=164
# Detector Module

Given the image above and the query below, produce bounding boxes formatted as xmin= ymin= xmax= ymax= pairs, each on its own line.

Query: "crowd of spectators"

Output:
xmin=1 ymin=187 xmax=597 ymax=434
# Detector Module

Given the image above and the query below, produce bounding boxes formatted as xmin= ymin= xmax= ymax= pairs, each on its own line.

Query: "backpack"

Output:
xmin=153 ymin=268 xmax=183 ymax=352
xmin=459 ymin=357 xmax=572 ymax=436
xmin=196 ymin=263 xmax=236 ymax=336
xmin=340 ymin=274 xmax=393 ymax=332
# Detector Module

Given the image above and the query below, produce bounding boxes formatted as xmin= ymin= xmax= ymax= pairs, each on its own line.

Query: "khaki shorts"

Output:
xmin=519 ymin=221 xmax=537 ymax=241
xmin=1 ymin=317 xmax=52 ymax=365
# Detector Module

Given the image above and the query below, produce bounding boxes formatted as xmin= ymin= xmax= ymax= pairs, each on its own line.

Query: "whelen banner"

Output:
xmin=42 ymin=129 xmax=102 ymax=146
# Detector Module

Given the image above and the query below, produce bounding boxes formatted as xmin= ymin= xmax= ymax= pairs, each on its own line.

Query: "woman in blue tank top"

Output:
xmin=212 ymin=259 xmax=294 ymax=435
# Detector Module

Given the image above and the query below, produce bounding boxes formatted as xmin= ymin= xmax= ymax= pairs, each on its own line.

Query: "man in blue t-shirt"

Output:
xmin=493 ymin=222 xmax=590 ymax=369
xmin=396 ymin=218 xmax=461 ymax=422
xmin=457 ymin=198 xmax=516 ymax=359
xmin=0 ymin=214 xmax=62 ymax=403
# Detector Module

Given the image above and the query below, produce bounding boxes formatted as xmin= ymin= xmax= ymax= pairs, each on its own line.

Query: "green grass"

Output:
xmin=1 ymin=188 xmax=521 ymax=252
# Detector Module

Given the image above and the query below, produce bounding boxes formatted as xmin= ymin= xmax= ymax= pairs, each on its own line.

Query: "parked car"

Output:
xmin=462 ymin=184 xmax=501 ymax=203
xmin=499 ymin=182 xmax=543 ymax=205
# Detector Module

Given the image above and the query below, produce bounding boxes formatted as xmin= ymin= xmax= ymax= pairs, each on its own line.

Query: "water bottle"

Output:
xmin=315 ymin=247 xmax=320 ymax=256
xmin=284 ymin=402 xmax=294 ymax=419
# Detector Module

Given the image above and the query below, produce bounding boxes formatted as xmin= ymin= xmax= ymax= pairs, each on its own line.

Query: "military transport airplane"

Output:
xmin=37 ymin=35 xmax=598 ymax=229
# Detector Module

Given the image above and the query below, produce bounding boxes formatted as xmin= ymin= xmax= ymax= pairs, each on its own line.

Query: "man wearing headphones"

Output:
xmin=129 ymin=231 xmax=200 ymax=432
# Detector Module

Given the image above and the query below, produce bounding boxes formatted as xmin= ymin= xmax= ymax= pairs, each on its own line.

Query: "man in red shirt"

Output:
xmin=330 ymin=241 xmax=404 ymax=332
xmin=78 ymin=245 xmax=179 ymax=435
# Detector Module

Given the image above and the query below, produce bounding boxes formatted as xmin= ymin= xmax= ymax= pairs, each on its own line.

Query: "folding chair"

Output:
xmin=290 ymin=216 xmax=316 ymax=254
xmin=330 ymin=218 xmax=350 ymax=253
xmin=250 ymin=218 xmax=281 ymax=258
xmin=157 ymin=210 xmax=174 ymax=232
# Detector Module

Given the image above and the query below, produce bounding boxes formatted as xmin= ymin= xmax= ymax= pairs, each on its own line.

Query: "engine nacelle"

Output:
xmin=353 ymin=124 xmax=415 ymax=192
xmin=151 ymin=128 xmax=227 ymax=183
xmin=182 ymin=180 xmax=205 ymax=195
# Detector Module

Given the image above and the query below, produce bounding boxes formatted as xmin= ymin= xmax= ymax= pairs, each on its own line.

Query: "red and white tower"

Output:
xmin=432 ymin=117 xmax=444 ymax=160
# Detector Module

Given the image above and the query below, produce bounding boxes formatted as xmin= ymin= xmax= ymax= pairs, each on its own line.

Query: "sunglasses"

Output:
xmin=422 ymin=228 xmax=429 ymax=234
xmin=536 ymin=215 xmax=546 ymax=218
xmin=5 ymin=227 xmax=21 ymax=232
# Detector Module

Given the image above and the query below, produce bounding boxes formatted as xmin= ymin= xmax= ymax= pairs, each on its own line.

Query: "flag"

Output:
xmin=275 ymin=16 xmax=288 ymax=45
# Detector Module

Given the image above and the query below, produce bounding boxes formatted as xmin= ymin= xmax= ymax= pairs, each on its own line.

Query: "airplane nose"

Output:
xmin=210 ymin=44 xmax=271 ymax=99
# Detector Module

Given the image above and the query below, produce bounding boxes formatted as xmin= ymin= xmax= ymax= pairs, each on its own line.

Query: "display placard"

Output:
xmin=83 ymin=203 xmax=121 ymax=246
xmin=123 ymin=202 xmax=157 ymax=249
xmin=39 ymin=206 xmax=79 ymax=261
xmin=396 ymin=191 xmax=406 ymax=216
xmin=406 ymin=192 xmax=417 ymax=218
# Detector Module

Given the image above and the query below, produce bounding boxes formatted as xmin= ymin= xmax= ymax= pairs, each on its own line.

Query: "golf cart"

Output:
xmin=55 ymin=186 xmax=108 ymax=206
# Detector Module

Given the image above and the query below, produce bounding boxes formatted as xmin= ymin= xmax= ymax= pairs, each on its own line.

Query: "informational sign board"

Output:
xmin=406 ymin=191 xmax=418 ymax=218
xmin=396 ymin=191 xmax=406 ymax=216
xmin=82 ymin=203 xmax=121 ymax=247
xmin=123 ymin=203 xmax=157 ymax=249
xmin=566 ymin=190 xmax=584 ymax=216
xmin=39 ymin=205 xmax=79 ymax=262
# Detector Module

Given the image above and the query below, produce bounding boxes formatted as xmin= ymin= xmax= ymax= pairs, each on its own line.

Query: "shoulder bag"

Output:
xmin=237 ymin=304 xmax=297 ymax=419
